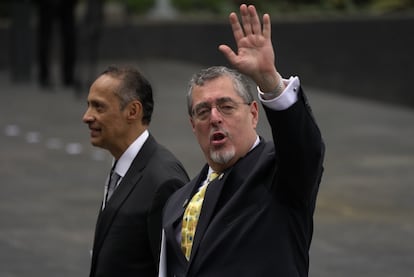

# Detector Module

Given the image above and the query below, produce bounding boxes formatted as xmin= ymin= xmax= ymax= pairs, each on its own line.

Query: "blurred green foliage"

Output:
xmin=0 ymin=0 xmax=413 ymax=20
xmin=171 ymin=0 xmax=223 ymax=12
xmin=167 ymin=0 xmax=414 ymax=16
xmin=124 ymin=0 xmax=155 ymax=14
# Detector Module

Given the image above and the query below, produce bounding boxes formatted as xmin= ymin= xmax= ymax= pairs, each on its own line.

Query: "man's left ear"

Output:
xmin=127 ymin=100 xmax=143 ymax=121
xmin=250 ymin=101 xmax=259 ymax=127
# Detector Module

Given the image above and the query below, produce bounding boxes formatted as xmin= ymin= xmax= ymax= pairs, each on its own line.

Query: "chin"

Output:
xmin=210 ymin=148 xmax=235 ymax=165
xmin=90 ymin=139 xmax=101 ymax=147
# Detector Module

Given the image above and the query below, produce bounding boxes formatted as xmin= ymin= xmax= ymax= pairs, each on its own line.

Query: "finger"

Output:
xmin=248 ymin=5 xmax=261 ymax=35
xmin=229 ymin=12 xmax=244 ymax=43
xmin=240 ymin=4 xmax=252 ymax=36
xmin=218 ymin=44 xmax=238 ymax=65
xmin=262 ymin=13 xmax=271 ymax=39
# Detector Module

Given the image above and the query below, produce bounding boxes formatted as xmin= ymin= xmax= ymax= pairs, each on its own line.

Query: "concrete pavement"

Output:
xmin=0 ymin=60 xmax=413 ymax=276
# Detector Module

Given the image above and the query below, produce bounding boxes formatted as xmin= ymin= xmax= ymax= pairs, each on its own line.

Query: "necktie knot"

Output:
xmin=207 ymin=172 xmax=219 ymax=183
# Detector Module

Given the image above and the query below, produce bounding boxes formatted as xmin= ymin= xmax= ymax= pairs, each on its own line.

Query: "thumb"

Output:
xmin=218 ymin=45 xmax=238 ymax=65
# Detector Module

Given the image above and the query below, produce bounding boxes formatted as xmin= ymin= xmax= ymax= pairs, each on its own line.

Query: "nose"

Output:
xmin=82 ymin=108 xmax=93 ymax=124
xmin=209 ymin=106 xmax=222 ymax=123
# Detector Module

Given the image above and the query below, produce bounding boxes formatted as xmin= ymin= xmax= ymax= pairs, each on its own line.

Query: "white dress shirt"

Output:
xmin=102 ymin=130 xmax=149 ymax=210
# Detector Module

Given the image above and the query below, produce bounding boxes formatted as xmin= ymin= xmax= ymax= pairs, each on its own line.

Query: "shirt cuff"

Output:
xmin=257 ymin=76 xmax=300 ymax=111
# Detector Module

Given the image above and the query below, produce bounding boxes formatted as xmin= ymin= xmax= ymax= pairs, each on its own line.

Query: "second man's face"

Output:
xmin=190 ymin=76 xmax=259 ymax=171
xmin=82 ymin=75 xmax=130 ymax=156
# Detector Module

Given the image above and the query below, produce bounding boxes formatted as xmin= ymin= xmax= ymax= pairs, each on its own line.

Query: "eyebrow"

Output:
xmin=88 ymin=99 xmax=106 ymax=108
xmin=194 ymin=97 xmax=236 ymax=108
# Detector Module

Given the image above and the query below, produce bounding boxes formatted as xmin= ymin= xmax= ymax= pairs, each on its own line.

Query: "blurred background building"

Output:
xmin=1 ymin=0 xmax=413 ymax=105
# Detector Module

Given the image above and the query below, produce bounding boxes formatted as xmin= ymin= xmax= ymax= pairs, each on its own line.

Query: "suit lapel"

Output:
xmin=188 ymin=139 xmax=268 ymax=264
xmin=95 ymin=170 xmax=143 ymax=245
xmin=93 ymin=134 xmax=158 ymax=255
xmin=163 ymin=182 xmax=192 ymax=264
xmin=189 ymin=170 xmax=229 ymax=262
xmin=163 ymin=166 xmax=208 ymax=263
xmin=166 ymin=165 xmax=209 ymax=228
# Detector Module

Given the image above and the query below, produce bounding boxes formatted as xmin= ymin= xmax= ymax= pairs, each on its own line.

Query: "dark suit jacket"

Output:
xmin=162 ymin=90 xmax=325 ymax=277
xmin=90 ymin=134 xmax=189 ymax=277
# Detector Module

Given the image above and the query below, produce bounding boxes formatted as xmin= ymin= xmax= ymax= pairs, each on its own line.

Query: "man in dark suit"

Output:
xmin=34 ymin=0 xmax=78 ymax=88
xmin=159 ymin=4 xmax=324 ymax=277
xmin=82 ymin=65 xmax=189 ymax=277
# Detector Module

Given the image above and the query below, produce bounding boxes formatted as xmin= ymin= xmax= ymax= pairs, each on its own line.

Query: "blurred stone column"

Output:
xmin=10 ymin=0 xmax=32 ymax=83
xmin=149 ymin=0 xmax=178 ymax=19
xmin=82 ymin=0 xmax=104 ymax=87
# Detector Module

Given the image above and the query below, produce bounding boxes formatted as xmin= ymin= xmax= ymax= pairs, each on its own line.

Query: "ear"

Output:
xmin=126 ymin=100 xmax=143 ymax=121
xmin=250 ymin=101 xmax=259 ymax=129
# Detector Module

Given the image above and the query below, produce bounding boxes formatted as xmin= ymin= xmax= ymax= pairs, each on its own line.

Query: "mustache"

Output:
xmin=209 ymin=127 xmax=229 ymax=138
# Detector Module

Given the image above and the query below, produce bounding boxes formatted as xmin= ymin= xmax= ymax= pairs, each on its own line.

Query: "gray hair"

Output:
xmin=186 ymin=66 xmax=254 ymax=116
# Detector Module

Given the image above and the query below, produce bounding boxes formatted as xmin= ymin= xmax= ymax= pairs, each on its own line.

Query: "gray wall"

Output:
xmin=2 ymin=16 xmax=413 ymax=107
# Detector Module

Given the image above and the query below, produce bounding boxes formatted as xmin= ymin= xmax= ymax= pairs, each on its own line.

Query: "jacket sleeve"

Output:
xmin=264 ymin=87 xmax=325 ymax=210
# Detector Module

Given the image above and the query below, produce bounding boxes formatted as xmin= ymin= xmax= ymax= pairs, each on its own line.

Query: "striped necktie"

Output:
xmin=106 ymin=170 xmax=121 ymax=202
xmin=102 ymin=162 xmax=120 ymax=209
xmin=181 ymin=172 xmax=219 ymax=260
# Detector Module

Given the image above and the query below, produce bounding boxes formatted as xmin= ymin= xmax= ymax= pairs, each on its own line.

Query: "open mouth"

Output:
xmin=89 ymin=126 xmax=101 ymax=137
xmin=211 ymin=131 xmax=226 ymax=145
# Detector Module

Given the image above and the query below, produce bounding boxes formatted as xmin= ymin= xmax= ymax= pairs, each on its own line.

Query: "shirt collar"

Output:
xmin=113 ymin=130 xmax=149 ymax=178
xmin=251 ymin=135 xmax=260 ymax=151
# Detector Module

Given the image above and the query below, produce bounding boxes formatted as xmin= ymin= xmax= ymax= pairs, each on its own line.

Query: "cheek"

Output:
xmin=193 ymin=125 xmax=210 ymax=144
xmin=102 ymin=115 xmax=123 ymax=133
xmin=227 ymin=118 xmax=252 ymax=140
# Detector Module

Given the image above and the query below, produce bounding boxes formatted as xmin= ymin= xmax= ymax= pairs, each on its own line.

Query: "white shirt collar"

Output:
xmin=251 ymin=135 xmax=260 ymax=150
xmin=113 ymin=130 xmax=149 ymax=178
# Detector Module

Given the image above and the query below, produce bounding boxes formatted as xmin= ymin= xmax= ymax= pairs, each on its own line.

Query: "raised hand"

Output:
xmin=219 ymin=4 xmax=282 ymax=93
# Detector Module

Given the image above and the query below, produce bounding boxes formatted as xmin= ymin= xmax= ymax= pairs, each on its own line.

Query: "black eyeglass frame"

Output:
xmin=191 ymin=97 xmax=251 ymax=121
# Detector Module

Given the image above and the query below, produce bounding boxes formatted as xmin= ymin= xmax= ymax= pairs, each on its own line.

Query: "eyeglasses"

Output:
xmin=191 ymin=98 xmax=251 ymax=121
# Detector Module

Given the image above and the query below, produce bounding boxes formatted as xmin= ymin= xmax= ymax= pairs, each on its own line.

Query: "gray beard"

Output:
xmin=210 ymin=147 xmax=235 ymax=165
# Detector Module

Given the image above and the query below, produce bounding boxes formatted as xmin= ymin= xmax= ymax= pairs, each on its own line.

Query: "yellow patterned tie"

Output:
xmin=181 ymin=172 xmax=219 ymax=260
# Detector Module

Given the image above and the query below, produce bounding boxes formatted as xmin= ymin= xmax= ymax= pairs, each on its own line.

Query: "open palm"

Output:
xmin=219 ymin=4 xmax=277 ymax=90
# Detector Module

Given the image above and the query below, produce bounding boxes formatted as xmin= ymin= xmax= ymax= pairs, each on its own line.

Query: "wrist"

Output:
xmin=259 ymin=72 xmax=285 ymax=97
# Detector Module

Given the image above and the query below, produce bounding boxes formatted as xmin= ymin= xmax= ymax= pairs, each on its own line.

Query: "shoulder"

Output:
xmin=142 ymin=136 xmax=186 ymax=173
xmin=162 ymin=178 xmax=195 ymax=221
